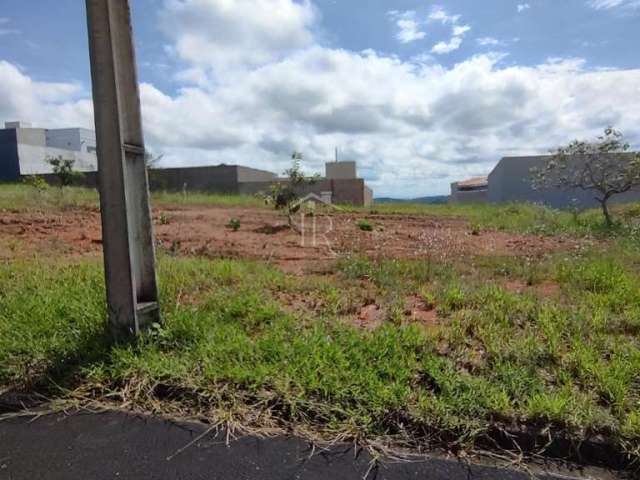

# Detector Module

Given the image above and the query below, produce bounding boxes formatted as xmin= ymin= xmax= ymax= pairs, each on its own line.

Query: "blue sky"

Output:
xmin=1 ymin=0 xmax=639 ymax=197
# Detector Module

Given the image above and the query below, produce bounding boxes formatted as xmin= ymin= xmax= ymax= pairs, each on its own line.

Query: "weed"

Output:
xmin=226 ymin=218 xmax=241 ymax=232
xmin=437 ymin=284 xmax=466 ymax=316
xmin=356 ymin=219 xmax=374 ymax=231
xmin=22 ymin=175 xmax=49 ymax=193
xmin=419 ymin=287 xmax=437 ymax=310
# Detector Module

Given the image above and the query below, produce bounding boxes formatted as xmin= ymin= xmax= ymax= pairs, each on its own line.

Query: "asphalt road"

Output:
xmin=0 ymin=411 xmax=614 ymax=480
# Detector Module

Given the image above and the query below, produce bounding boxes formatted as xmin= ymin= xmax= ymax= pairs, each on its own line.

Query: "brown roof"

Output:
xmin=457 ymin=176 xmax=488 ymax=188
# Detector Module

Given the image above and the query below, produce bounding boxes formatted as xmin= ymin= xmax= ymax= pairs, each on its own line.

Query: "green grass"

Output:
xmin=2 ymin=249 xmax=640 ymax=460
xmin=2 ymin=183 xmax=640 ymax=464
xmin=0 ymin=183 xmax=99 ymax=211
xmin=356 ymin=219 xmax=374 ymax=231
xmin=360 ymin=201 xmax=640 ymax=239
xmin=0 ymin=183 xmax=265 ymax=211
xmin=152 ymin=190 xmax=266 ymax=208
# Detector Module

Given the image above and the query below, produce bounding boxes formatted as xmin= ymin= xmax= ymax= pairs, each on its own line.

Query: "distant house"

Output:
xmin=449 ymin=176 xmax=488 ymax=204
xmin=0 ymin=121 xmax=98 ymax=182
xmin=450 ymin=154 xmax=640 ymax=209
xmin=150 ymin=160 xmax=373 ymax=206
xmin=488 ymin=155 xmax=640 ymax=209
xmin=1 ymin=121 xmax=374 ymax=206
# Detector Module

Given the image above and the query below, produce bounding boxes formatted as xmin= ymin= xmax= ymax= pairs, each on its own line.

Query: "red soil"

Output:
xmin=0 ymin=205 xmax=591 ymax=273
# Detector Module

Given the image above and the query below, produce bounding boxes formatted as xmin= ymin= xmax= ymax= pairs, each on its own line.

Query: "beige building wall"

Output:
xmin=326 ymin=161 xmax=357 ymax=180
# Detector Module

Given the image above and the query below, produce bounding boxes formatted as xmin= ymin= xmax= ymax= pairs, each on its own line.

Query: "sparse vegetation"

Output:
xmin=267 ymin=152 xmax=320 ymax=231
xmin=2 ymin=184 xmax=640 ymax=469
xmin=157 ymin=213 xmax=170 ymax=225
xmin=1 ymin=247 xmax=640 ymax=465
xmin=356 ymin=219 xmax=373 ymax=231
xmin=356 ymin=200 xmax=640 ymax=239
xmin=22 ymin=175 xmax=49 ymax=193
xmin=226 ymin=217 xmax=241 ymax=231
xmin=531 ymin=127 xmax=640 ymax=227
xmin=48 ymin=156 xmax=82 ymax=188
xmin=0 ymin=184 xmax=266 ymax=211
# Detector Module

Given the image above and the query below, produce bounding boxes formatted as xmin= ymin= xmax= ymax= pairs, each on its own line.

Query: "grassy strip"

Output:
xmin=152 ymin=190 xmax=266 ymax=208
xmin=355 ymin=201 xmax=640 ymax=238
xmin=0 ymin=183 xmax=98 ymax=211
xmin=0 ymin=183 xmax=265 ymax=211
xmin=1 ymin=251 xmax=639 ymax=461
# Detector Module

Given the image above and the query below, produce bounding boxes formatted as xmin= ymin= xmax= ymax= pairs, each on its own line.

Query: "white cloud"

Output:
xmin=159 ymin=0 xmax=316 ymax=70
xmin=589 ymin=0 xmax=640 ymax=9
xmin=426 ymin=6 xmax=469 ymax=55
xmin=431 ymin=36 xmax=463 ymax=54
xmin=2 ymin=0 xmax=640 ymax=197
xmin=0 ymin=61 xmax=91 ymax=127
xmin=477 ymin=37 xmax=502 ymax=46
xmin=388 ymin=10 xmax=426 ymax=44
xmin=140 ymin=48 xmax=640 ymax=196
xmin=517 ymin=3 xmax=531 ymax=12
xmin=452 ymin=25 xmax=471 ymax=36
xmin=428 ymin=6 xmax=460 ymax=24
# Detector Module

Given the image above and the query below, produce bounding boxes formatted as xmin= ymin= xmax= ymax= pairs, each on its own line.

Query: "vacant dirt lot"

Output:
xmin=0 ymin=204 xmax=594 ymax=272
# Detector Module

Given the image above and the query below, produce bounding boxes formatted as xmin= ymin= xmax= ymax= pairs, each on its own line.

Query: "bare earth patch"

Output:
xmin=0 ymin=205 xmax=594 ymax=271
xmin=404 ymin=294 xmax=440 ymax=327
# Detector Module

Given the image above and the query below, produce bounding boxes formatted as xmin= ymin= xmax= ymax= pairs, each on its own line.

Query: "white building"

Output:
xmin=0 ymin=121 xmax=98 ymax=180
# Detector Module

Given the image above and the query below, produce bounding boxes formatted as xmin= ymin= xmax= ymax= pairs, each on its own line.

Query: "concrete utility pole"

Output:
xmin=86 ymin=0 xmax=160 ymax=337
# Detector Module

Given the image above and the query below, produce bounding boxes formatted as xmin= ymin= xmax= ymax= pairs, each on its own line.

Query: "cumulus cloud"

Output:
xmin=427 ymin=6 xmax=470 ymax=55
xmin=388 ymin=10 xmax=426 ymax=44
xmin=2 ymin=0 xmax=640 ymax=197
xmin=517 ymin=3 xmax=531 ymax=13
xmin=0 ymin=61 xmax=91 ymax=127
xmin=159 ymin=0 xmax=316 ymax=70
xmin=139 ymin=48 xmax=640 ymax=196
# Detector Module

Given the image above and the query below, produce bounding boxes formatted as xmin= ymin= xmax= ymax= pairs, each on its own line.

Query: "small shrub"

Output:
xmin=356 ymin=219 xmax=373 ymax=232
xmin=438 ymin=284 xmax=467 ymax=316
xmin=227 ymin=218 xmax=241 ymax=232
xmin=338 ymin=256 xmax=372 ymax=279
xmin=23 ymin=175 xmax=49 ymax=193
xmin=419 ymin=288 xmax=437 ymax=310
xmin=266 ymin=152 xmax=320 ymax=231
xmin=48 ymin=156 xmax=82 ymax=188
xmin=470 ymin=223 xmax=481 ymax=236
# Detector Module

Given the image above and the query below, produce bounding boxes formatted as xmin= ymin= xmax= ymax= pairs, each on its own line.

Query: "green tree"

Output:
xmin=268 ymin=151 xmax=319 ymax=231
xmin=531 ymin=128 xmax=640 ymax=227
xmin=47 ymin=156 xmax=82 ymax=188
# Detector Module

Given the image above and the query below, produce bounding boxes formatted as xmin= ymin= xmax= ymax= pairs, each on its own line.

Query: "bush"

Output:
xmin=22 ymin=175 xmax=49 ymax=193
xmin=48 ymin=156 xmax=82 ymax=187
xmin=227 ymin=218 xmax=241 ymax=232
xmin=356 ymin=219 xmax=373 ymax=231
